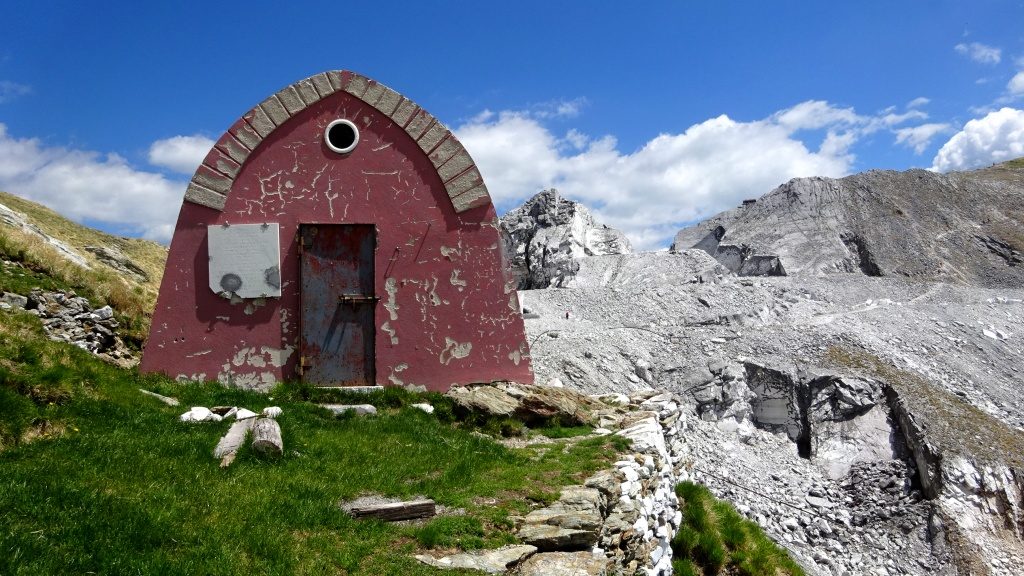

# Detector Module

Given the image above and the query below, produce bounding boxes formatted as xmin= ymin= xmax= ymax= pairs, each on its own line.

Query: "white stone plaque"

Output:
xmin=208 ymin=223 xmax=281 ymax=298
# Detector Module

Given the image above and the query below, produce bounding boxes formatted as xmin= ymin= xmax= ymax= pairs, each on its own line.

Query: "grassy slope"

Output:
xmin=672 ymin=482 xmax=805 ymax=576
xmin=0 ymin=190 xmax=167 ymax=295
xmin=0 ymin=309 xmax=628 ymax=574
xmin=0 ymin=190 xmax=168 ymax=344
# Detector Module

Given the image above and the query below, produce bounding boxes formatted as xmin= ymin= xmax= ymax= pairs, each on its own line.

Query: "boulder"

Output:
xmin=84 ymin=244 xmax=150 ymax=282
xmin=517 ymin=485 xmax=606 ymax=551
xmin=446 ymin=386 xmax=519 ymax=416
xmin=514 ymin=386 xmax=601 ymax=426
xmin=1 ymin=292 xmax=28 ymax=309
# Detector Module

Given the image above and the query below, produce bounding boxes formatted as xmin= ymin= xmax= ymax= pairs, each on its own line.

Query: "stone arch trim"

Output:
xmin=184 ymin=70 xmax=491 ymax=214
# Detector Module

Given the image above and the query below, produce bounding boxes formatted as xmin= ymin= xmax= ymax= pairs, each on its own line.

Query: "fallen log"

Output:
xmin=347 ymin=499 xmax=436 ymax=521
xmin=213 ymin=418 xmax=254 ymax=467
xmin=251 ymin=417 xmax=283 ymax=456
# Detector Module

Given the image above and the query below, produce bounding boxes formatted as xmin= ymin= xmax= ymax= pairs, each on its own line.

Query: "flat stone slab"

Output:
xmin=517 ymin=523 xmax=597 ymax=551
xmin=414 ymin=544 xmax=536 ymax=573
xmin=517 ymin=551 xmax=611 ymax=576
xmin=319 ymin=404 xmax=377 ymax=416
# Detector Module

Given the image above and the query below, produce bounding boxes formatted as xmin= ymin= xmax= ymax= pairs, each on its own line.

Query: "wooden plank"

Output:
xmin=251 ymin=417 xmax=283 ymax=456
xmin=139 ymin=388 xmax=179 ymax=406
xmin=348 ymin=499 xmax=436 ymax=521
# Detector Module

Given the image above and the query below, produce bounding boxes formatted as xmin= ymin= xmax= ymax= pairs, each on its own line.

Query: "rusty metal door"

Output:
xmin=299 ymin=224 xmax=376 ymax=386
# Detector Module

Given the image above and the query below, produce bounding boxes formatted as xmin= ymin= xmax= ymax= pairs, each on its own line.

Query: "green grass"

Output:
xmin=532 ymin=424 xmax=594 ymax=439
xmin=671 ymin=481 xmax=805 ymax=576
xmin=1000 ymin=156 xmax=1024 ymax=170
xmin=0 ymin=308 xmax=627 ymax=575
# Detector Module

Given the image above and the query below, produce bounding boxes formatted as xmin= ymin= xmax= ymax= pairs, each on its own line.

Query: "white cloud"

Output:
xmin=148 ymin=134 xmax=214 ymax=174
xmin=907 ymin=97 xmax=930 ymax=109
xmin=894 ymin=123 xmax=953 ymax=154
xmin=0 ymin=124 xmax=185 ymax=242
xmin=955 ymin=42 xmax=1002 ymax=65
xmin=458 ymin=103 xmax=865 ymax=250
xmin=459 ymin=99 xmax=948 ymax=250
xmin=0 ymin=80 xmax=31 ymax=104
xmin=772 ymin=100 xmax=860 ymax=131
xmin=1008 ymin=71 xmax=1024 ymax=95
xmin=931 ymin=108 xmax=1024 ymax=171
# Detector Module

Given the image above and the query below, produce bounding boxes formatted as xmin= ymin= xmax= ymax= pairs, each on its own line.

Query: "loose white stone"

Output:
xmin=235 ymin=408 xmax=258 ymax=420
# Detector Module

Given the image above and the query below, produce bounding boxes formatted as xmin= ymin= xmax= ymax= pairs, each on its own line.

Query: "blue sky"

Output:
xmin=1 ymin=1 xmax=1023 ymax=248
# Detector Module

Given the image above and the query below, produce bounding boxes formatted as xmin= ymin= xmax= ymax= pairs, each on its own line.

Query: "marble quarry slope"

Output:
xmin=500 ymin=189 xmax=631 ymax=289
xmin=520 ymin=247 xmax=1023 ymax=574
xmin=672 ymin=159 xmax=1024 ymax=287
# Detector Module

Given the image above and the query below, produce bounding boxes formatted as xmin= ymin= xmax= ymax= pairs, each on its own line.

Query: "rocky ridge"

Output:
xmin=672 ymin=161 xmax=1024 ymax=287
xmin=500 ymin=189 xmax=631 ymax=289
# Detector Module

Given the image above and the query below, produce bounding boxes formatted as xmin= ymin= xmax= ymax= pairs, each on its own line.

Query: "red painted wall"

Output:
xmin=142 ymin=89 xmax=533 ymax=391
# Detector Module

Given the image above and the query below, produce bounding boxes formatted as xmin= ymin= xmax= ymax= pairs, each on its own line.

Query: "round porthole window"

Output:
xmin=324 ymin=119 xmax=359 ymax=154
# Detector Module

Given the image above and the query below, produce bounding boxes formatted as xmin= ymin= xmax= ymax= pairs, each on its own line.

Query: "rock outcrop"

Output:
xmin=500 ymin=189 xmax=631 ymax=289
xmin=1 ymin=287 xmax=136 ymax=365
xmin=84 ymin=244 xmax=150 ymax=282
xmin=672 ymin=160 xmax=1024 ymax=287
xmin=0 ymin=201 xmax=91 ymax=268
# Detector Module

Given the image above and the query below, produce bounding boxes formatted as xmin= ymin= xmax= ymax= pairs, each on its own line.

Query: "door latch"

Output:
xmin=337 ymin=295 xmax=379 ymax=304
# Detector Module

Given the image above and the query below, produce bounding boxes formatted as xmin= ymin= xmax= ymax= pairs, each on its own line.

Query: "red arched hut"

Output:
xmin=142 ymin=71 xmax=533 ymax=392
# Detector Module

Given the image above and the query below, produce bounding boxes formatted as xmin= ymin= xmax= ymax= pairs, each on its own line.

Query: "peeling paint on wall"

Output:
xmin=384 ymin=277 xmax=399 ymax=320
xmin=508 ymin=342 xmax=529 ymax=367
xmin=440 ymin=241 xmax=463 ymax=261
xmin=450 ymin=269 xmax=467 ymax=291
xmin=382 ymin=321 xmax=398 ymax=344
xmin=218 ymin=370 xmax=277 ymax=391
xmin=244 ymin=297 xmax=268 ymax=315
xmin=388 ymin=362 xmax=408 ymax=386
xmin=279 ymin=308 xmax=291 ymax=334
xmin=440 ymin=337 xmax=472 ymax=365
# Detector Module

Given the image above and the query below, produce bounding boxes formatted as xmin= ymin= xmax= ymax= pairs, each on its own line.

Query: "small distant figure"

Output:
xmin=565 ymin=310 xmax=570 ymax=320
